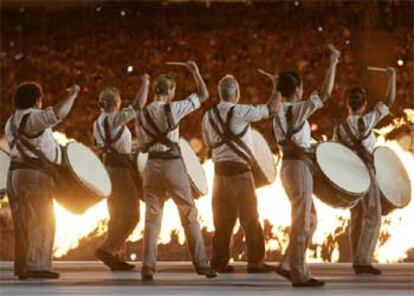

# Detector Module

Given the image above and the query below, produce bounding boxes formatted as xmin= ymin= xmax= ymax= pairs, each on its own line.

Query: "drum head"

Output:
xmin=65 ymin=142 xmax=112 ymax=197
xmin=179 ymin=138 xmax=208 ymax=196
xmin=374 ymin=146 xmax=411 ymax=208
xmin=316 ymin=142 xmax=371 ymax=195
xmin=252 ymin=129 xmax=276 ymax=184
xmin=136 ymin=152 xmax=148 ymax=174
xmin=0 ymin=149 xmax=11 ymax=194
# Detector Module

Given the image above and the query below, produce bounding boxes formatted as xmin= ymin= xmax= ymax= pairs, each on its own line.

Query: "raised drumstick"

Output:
xmin=367 ymin=66 xmax=387 ymax=72
xmin=166 ymin=62 xmax=187 ymax=67
xmin=257 ymin=69 xmax=275 ymax=81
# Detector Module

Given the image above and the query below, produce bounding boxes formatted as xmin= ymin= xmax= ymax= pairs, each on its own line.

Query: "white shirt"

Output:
xmin=272 ymin=93 xmax=323 ymax=149
xmin=135 ymin=93 xmax=201 ymax=152
xmin=93 ymin=106 xmax=136 ymax=155
xmin=5 ymin=107 xmax=62 ymax=163
xmin=202 ymin=101 xmax=269 ymax=164
xmin=333 ymin=102 xmax=390 ymax=153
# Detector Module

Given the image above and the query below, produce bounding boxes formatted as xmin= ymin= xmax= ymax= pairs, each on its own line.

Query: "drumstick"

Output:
xmin=166 ymin=62 xmax=187 ymax=67
xmin=367 ymin=66 xmax=387 ymax=72
xmin=257 ymin=69 xmax=275 ymax=81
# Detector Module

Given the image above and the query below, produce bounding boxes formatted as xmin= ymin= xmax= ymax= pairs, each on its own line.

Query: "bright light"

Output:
xmin=130 ymin=253 xmax=137 ymax=261
xmin=317 ymin=26 xmax=323 ymax=32
xmin=294 ymin=1 xmax=300 ymax=6
xmin=127 ymin=65 xmax=134 ymax=73
xmin=96 ymin=6 xmax=102 ymax=12
xmin=345 ymin=39 xmax=350 ymax=45
xmin=397 ymin=59 xmax=404 ymax=66
xmin=120 ymin=10 xmax=126 ymax=17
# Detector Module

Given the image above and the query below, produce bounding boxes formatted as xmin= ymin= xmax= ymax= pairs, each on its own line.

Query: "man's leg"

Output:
xmin=352 ymin=169 xmax=382 ymax=273
xmin=141 ymin=160 xmax=166 ymax=279
xmin=281 ymin=160 xmax=320 ymax=285
xmin=210 ymin=174 xmax=237 ymax=270
xmin=233 ymin=172 xmax=267 ymax=270
xmin=166 ymin=159 xmax=215 ymax=278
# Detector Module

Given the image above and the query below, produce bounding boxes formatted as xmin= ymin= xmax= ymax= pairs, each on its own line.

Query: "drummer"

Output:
xmin=135 ymin=61 xmax=217 ymax=281
xmin=333 ymin=67 xmax=396 ymax=275
xmin=201 ymin=74 xmax=281 ymax=273
xmin=93 ymin=74 xmax=150 ymax=271
xmin=5 ymin=82 xmax=80 ymax=279
xmin=272 ymin=45 xmax=340 ymax=287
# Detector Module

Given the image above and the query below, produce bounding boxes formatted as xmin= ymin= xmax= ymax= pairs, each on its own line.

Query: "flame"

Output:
xmin=51 ymin=120 xmax=414 ymax=262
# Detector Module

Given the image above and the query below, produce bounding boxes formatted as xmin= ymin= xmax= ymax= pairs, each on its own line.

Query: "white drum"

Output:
xmin=374 ymin=146 xmax=411 ymax=215
xmin=54 ymin=142 xmax=112 ymax=214
xmin=0 ymin=149 xmax=11 ymax=198
xmin=135 ymin=138 xmax=208 ymax=198
xmin=251 ymin=129 xmax=277 ymax=188
xmin=314 ymin=142 xmax=371 ymax=209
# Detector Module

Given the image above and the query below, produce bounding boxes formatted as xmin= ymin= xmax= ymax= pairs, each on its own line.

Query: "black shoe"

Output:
xmin=247 ymin=263 xmax=278 ymax=273
xmin=18 ymin=271 xmax=60 ymax=280
xmin=212 ymin=265 xmax=234 ymax=273
xmin=196 ymin=267 xmax=218 ymax=278
xmin=141 ymin=266 xmax=154 ymax=282
xmin=95 ymin=248 xmax=119 ymax=270
xmin=292 ymin=278 xmax=325 ymax=287
xmin=353 ymin=265 xmax=382 ymax=275
xmin=275 ymin=267 xmax=291 ymax=280
xmin=111 ymin=261 xmax=135 ymax=272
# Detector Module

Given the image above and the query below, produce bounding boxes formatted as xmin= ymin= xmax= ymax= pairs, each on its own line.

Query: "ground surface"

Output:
xmin=0 ymin=262 xmax=413 ymax=296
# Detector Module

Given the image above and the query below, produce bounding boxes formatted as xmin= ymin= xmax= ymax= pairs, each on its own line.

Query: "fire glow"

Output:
xmin=51 ymin=127 xmax=414 ymax=262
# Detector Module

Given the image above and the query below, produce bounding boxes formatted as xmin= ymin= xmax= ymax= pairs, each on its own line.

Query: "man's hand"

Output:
xmin=186 ymin=60 xmax=200 ymax=74
xmin=328 ymin=44 xmax=341 ymax=64
xmin=67 ymin=84 xmax=80 ymax=98
xmin=385 ymin=67 xmax=396 ymax=77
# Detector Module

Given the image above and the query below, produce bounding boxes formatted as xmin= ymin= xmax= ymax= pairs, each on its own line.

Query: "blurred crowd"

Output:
xmin=1 ymin=1 xmax=413 ymax=147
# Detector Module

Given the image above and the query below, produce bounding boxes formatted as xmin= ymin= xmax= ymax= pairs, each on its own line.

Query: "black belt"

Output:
xmin=9 ymin=158 xmax=48 ymax=172
xmin=104 ymin=153 xmax=132 ymax=168
xmin=148 ymin=151 xmax=181 ymax=160
xmin=215 ymin=161 xmax=251 ymax=176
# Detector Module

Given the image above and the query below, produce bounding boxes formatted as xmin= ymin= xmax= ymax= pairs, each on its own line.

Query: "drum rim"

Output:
xmin=251 ymin=128 xmax=277 ymax=183
xmin=316 ymin=141 xmax=371 ymax=197
xmin=64 ymin=142 xmax=112 ymax=198
xmin=179 ymin=138 xmax=208 ymax=196
xmin=0 ymin=147 xmax=11 ymax=192
xmin=374 ymin=145 xmax=411 ymax=208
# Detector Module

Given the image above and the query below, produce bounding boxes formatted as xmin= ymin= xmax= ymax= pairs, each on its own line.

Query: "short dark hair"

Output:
xmin=346 ymin=87 xmax=366 ymax=112
xmin=277 ymin=71 xmax=302 ymax=99
xmin=14 ymin=82 xmax=43 ymax=109
xmin=153 ymin=75 xmax=175 ymax=95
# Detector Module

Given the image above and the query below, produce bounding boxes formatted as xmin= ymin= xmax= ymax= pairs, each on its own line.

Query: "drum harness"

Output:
xmin=8 ymin=112 xmax=59 ymax=173
xmin=273 ymin=105 xmax=314 ymax=168
xmin=136 ymin=103 xmax=181 ymax=160
xmin=95 ymin=115 xmax=142 ymax=191
xmin=206 ymin=105 xmax=263 ymax=180
xmin=337 ymin=118 xmax=374 ymax=167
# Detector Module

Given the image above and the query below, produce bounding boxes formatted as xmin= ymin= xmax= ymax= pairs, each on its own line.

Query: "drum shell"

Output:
xmin=380 ymin=193 xmax=398 ymax=216
xmin=53 ymin=146 xmax=105 ymax=214
xmin=313 ymin=141 xmax=370 ymax=209
xmin=313 ymin=166 xmax=361 ymax=209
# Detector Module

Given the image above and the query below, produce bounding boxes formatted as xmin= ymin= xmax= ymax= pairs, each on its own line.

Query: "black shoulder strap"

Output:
xmin=273 ymin=105 xmax=305 ymax=145
xmin=208 ymin=105 xmax=254 ymax=164
xmin=358 ymin=118 xmax=372 ymax=141
xmin=19 ymin=113 xmax=45 ymax=139
xmin=164 ymin=103 xmax=178 ymax=131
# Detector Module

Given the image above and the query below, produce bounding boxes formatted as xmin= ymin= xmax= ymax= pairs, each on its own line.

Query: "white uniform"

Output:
xmin=136 ymin=93 xmax=200 ymax=152
xmin=5 ymin=107 xmax=61 ymax=276
xmin=202 ymin=101 xmax=270 ymax=270
xmin=202 ymin=101 xmax=269 ymax=164
xmin=5 ymin=107 xmax=61 ymax=163
xmin=273 ymin=93 xmax=323 ymax=284
xmin=272 ymin=93 xmax=323 ymax=149
xmin=136 ymin=94 xmax=210 ymax=275
xmin=334 ymin=102 xmax=390 ymax=266
xmin=333 ymin=102 xmax=390 ymax=153
xmin=93 ymin=106 xmax=140 ymax=258
xmin=93 ymin=105 xmax=135 ymax=154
